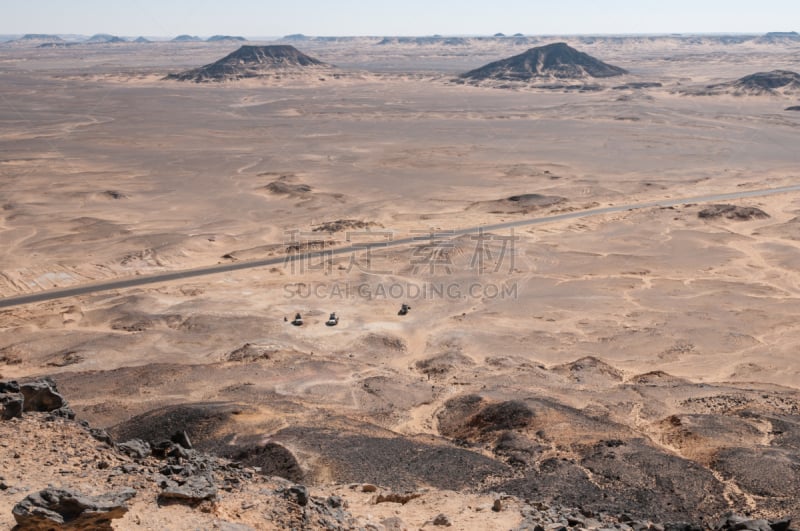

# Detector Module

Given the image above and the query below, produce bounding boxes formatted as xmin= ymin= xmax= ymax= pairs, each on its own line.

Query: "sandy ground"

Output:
xmin=2 ymin=36 xmax=800 ymax=524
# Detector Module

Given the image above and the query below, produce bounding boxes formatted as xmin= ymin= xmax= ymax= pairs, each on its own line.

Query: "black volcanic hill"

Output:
xmin=86 ymin=33 xmax=126 ymax=44
xmin=172 ymin=34 xmax=203 ymax=42
xmin=757 ymin=31 xmax=800 ymax=43
xmin=20 ymin=33 xmax=64 ymax=42
xmin=207 ymin=35 xmax=247 ymax=42
xmin=711 ymin=70 xmax=800 ymax=95
xmin=166 ymin=45 xmax=327 ymax=82
xmin=461 ymin=42 xmax=627 ymax=81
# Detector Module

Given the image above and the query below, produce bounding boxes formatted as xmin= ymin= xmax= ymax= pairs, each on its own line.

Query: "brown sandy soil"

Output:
xmin=2 ymin=37 xmax=800 ymax=525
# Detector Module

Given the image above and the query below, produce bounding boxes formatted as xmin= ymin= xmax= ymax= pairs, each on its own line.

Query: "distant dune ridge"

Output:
xmin=166 ymin=45 xmax=328 ymax=82
xmin=461 ymin=42 xmax=628 ymax=82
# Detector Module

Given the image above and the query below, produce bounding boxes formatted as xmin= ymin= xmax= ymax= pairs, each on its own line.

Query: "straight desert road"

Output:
xmin=2 ymin=184 xmax=800 ymax=310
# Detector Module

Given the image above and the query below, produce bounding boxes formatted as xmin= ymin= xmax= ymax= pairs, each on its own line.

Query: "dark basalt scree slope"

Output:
xmin=461 ymin=42 xmax=628 ymax=81
xmin=166 ymin=45 xmax=327 ymax=82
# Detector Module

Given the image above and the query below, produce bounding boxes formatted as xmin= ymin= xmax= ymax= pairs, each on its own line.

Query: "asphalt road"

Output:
xmin=2 ymin=184 xmax=799 ymax=309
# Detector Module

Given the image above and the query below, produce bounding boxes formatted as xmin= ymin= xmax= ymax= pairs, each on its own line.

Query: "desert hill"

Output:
xmin=166 ymin=45 xmax=328 ymax=82
xmin=461 ymin=42 xmax=628 ymax=82
xmin=86 ymin=33 xmax=126 ymax=44
xmin=700 ymin=70 xmax=800 ymax=96
xmin=4 ymin=34 xmax=65 ymax=46
xmin=757 ymin=31 xmax=800 ymax=44
xmin=3 ymin=380 xmax=799 ymax=529
xmin=171 ymin=34 xmax=203 ymax=42
xmin=18 ymin=33 xmax=64 ymax=42
xmin=207 ymin=35 xmax=247 ymax=42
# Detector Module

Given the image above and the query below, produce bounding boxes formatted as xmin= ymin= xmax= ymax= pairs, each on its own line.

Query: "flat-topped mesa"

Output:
xmin=461 ymin=42 xmax=628 ymax=82
xmin=757 ymin=31 xmax=800 ymax=43
xmin=732 ymin=70 xmax=800 ymax=92
xmin=166 ymin=45 xmax=328 ymax=82
xmin=206 ymin=35 xmax=247 ymax=42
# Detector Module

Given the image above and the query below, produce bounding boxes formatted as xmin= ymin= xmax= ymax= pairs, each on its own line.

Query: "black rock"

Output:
xmin=89 ymin=428 xmax=114 ymax=446
xmin=19 ymin=381 xmax=68 ymax=413
xmin=326 ymin=495 xmax=343 ymax=508
xmin=769 ymin=518 xmax=792 ymax=531
xmin=152 ymin=440 xmax=189 ymax=459
xmin=729 ymin=520 xmax=771 ymax=531
xmin=286 ymin=485 xmax=309 ymax=506
xmin=1 ymin=394 xmax=24 ymax=420
xmin=171 ymin=430 xmax=193 ymax=450
xmin=158 ymin=475 xmax=217 ymax=505
xmin=0 ymin=380 xmax=20 ymax=393
xmin=12 ymin=487 xmax=136 ymax=530
xmin=664 ymin=524 xmax=703 ymax=531
xmin=433 ymin=513 xmax=452 ymax=526
xmin=118 ymin=439 xmax=152 ymax=459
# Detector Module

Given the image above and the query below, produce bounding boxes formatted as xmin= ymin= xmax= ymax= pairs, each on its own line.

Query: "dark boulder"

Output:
xmin=284 ymin=485 xmax=309 ymax=506
xmin=118 ymin=439 xmax=152 ymax=459
xmin=171 ymin=430 xmax=193 ymax=450
xmin=1 ymin=393 xmax=24 ymax=420
xmin=0 ymin=380 xmax=21 ymax=393
xmin=20 ymin=380 xmax=73 ymax=418
xmin=12 ymin=487 xmax=135 ymax=530
xmin=158 ymin=475 xmax=217 ymax=505
xmin=88 ymin=428 xmax=114 ymax=446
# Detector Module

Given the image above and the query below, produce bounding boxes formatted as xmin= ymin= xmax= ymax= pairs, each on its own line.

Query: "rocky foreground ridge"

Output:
xmin=1 ymin=379 xmax=798 ymax=530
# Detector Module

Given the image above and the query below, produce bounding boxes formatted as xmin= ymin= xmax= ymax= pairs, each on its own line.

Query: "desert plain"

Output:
xmin=2 ymin=34 xmax=800 ymax=529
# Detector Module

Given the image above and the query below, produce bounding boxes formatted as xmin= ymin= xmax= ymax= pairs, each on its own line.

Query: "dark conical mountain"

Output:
xmin=461 ymin=42 xmax=627 ymax=81
xmin=166 ymin=45 xmax=327 ymax=82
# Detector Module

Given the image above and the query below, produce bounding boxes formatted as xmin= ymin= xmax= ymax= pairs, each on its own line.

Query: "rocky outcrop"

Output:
xmin=158 ymin=475 xmax=217 ymax=505
xmin=0 ymin=379 xmax=74 ymax=420
xmin=19 ymin=381 xmax=73 ymax=417
xmin=12 ymin=487 xmax=135 ymax=530
xmin=0 ymin=381 xmax=23 ymax=420
xmin=118 ymin=439 xmax=151 ymax=459
xmin=698 ymin=204 xmax=770 ymax=221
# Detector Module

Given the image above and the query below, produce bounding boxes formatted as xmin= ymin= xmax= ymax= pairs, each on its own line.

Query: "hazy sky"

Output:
xmin=3 ymin=0 xmax=799 ymax=36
